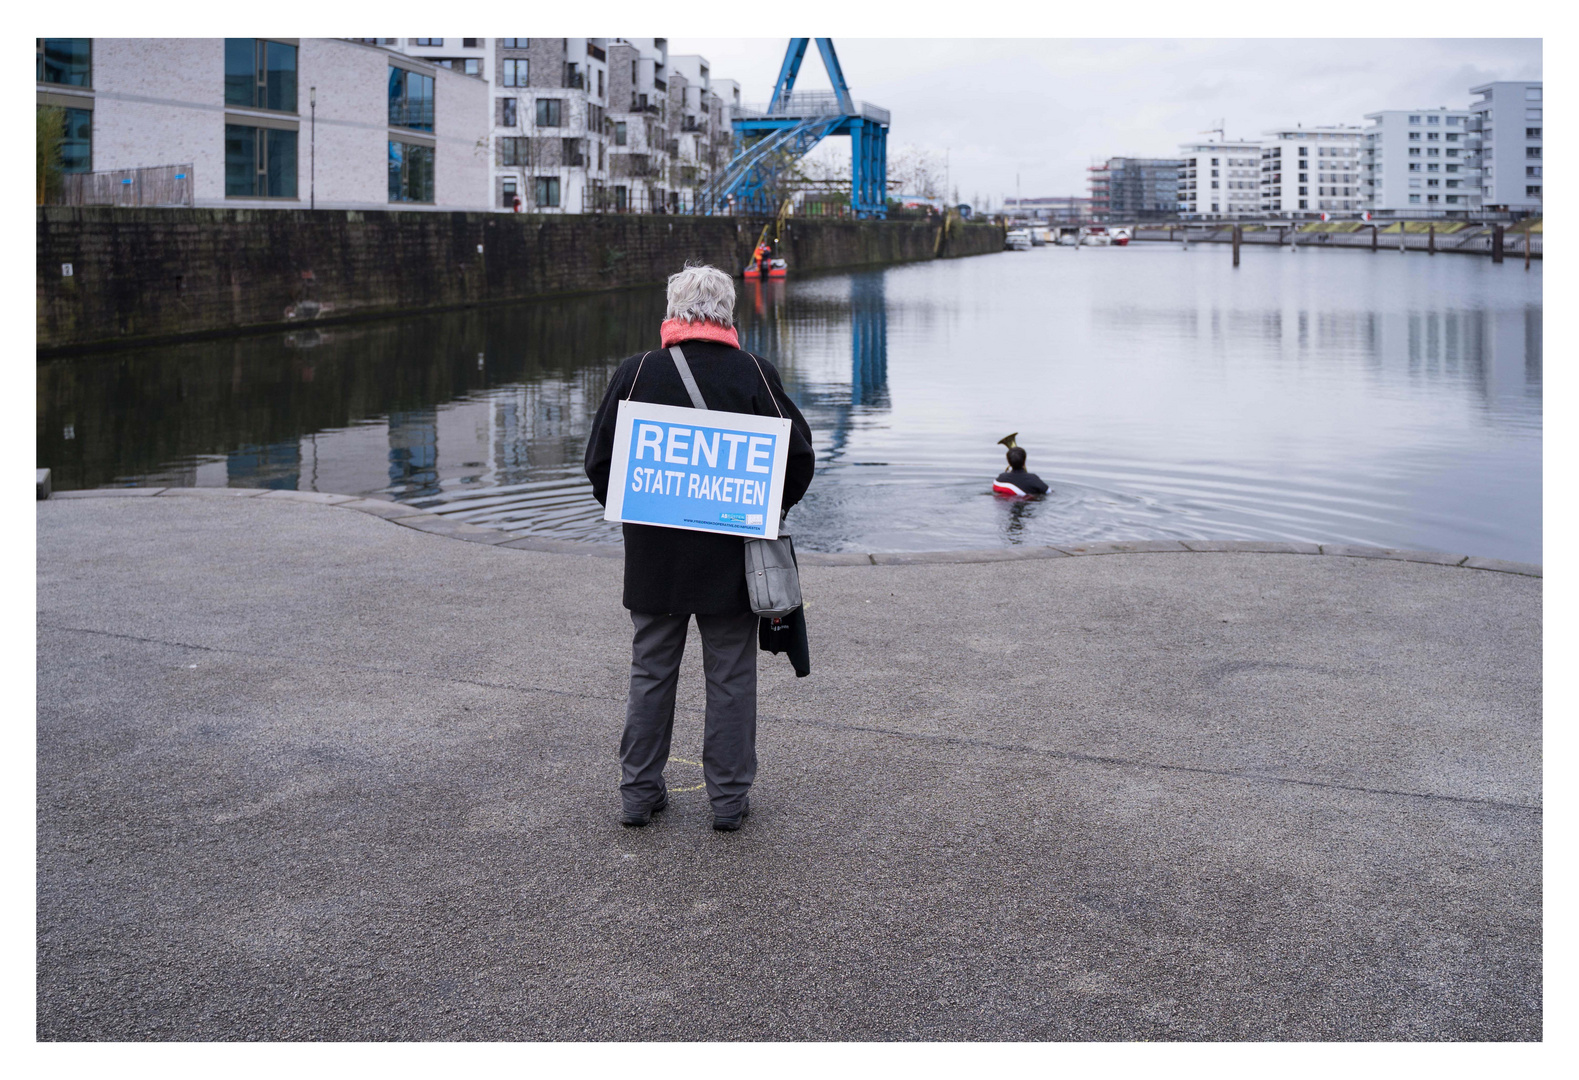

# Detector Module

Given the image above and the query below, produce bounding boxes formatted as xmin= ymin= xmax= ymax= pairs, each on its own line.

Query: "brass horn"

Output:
xmin=997 ymin=432 xmax=1019 ymax=450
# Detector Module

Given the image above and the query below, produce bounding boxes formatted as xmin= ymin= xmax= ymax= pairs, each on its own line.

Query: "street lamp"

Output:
xmin=310 ymin=86 xmax=317 ymax=211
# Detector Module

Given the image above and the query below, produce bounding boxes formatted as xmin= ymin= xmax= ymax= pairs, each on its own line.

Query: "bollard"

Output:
xmin=1492 ymin=224 xmax=1504 ymax=264
xmin=1525 ymin=228 xmax=1531 ymax=270
xmin=1232 ymin=224 xmax=1241 ymax=267
xmin=1428 ymin=222 xmax=1435 ymax=255
xmin=1372 ymin=225 xmax=1378 ymax=251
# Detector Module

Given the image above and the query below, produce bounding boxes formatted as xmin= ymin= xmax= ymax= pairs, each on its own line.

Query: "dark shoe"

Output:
xmin=712 ymin=799 xmax=750 ymax=832
xmin=620 ymin=793 xmax=668 ymax=827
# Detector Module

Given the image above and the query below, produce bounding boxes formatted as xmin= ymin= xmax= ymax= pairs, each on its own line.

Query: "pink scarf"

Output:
xmin=660 ymin=319 xmax=740 ymax=349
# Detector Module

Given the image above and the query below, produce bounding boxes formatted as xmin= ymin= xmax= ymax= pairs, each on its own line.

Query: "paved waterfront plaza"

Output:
xmin=37 ymin=492 xmax=1540 ymax=1040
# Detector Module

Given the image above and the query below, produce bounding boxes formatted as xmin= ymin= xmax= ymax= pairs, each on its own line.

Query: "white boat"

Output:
xmin=1079 ymin=226 xmax=1112 ymax=247
xmin=1030 ymin=227 xmax=1052 ymax=246
xmin=1054 ymin=226 xmax=1081 ymax=246
xmin=1109 ymin=226 xmax=1132 ymax=246
xmin=1005 ymin=229 xmax=1033 ymax=251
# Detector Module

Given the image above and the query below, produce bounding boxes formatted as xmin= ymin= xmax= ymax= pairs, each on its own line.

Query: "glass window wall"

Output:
xmin=389 ymin=67 xmax=435 ymax=131
xmin=389 ymin=140 xmax=435 ymax=203
xmin=225 ymin=124 xmax=298 ymax=197
xmin=225 ymin=39 xmax=297 ymax=112
xmin=38 ymin=39 xmax=91 ymax=86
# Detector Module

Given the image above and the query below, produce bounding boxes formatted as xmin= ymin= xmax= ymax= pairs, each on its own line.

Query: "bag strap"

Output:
xmin=669 ymin=346 xmax=709 ymax=410
xmin=624 ymin=350 xmax=656 ymax=401
xmin=745 ymin=352 xmax=785 ymax=419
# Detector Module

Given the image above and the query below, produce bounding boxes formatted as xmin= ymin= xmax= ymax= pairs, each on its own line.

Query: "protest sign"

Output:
xmin=603 ymin=400 xmax=793 ymax=539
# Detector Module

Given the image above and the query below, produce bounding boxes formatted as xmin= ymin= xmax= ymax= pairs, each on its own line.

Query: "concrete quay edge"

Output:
xmin=40 ymin=486 xmax=1543 ymax=579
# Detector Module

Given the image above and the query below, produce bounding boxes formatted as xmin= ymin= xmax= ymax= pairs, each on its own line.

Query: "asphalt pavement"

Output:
xmin=36 ymin=492 xmax=1541 ymax=1040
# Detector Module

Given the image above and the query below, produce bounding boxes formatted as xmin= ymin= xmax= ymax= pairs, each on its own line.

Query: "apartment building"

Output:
xmin=1256 ymin=125 xmax=1364 ymax=217
xmin=36 ymin=37 xmax=489 ymax=209
xmin=604 ymin=38 xmax=675 ymax=212
xmin=666 ymin=54 xmax=732 ymax=211
xmin=1087 ymin=157 xmax=1183 ymax=221
xmin=380 ymin=38 xmax=614 ymax=213
xmin=1361 ymin=108 xmax=1477 ymax=215
xmin=1468 ymin=81 xmax=1542 ymax=213
xmin=1176 ymin=141 xmax=1262 ymax=219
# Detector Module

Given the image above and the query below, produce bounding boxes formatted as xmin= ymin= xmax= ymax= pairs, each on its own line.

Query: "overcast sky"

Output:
xmin=665 ymin=38 xmax=1542 ymax=203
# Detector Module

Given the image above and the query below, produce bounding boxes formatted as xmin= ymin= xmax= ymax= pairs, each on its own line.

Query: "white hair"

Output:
xmin=665 ymin=263 xmax=736 ymax=326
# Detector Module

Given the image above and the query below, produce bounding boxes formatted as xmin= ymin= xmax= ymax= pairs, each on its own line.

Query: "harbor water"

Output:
xmin=38 ymin=243 xmax=1543 ymax=563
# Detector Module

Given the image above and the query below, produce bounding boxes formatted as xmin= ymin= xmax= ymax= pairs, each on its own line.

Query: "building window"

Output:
xmin=225 ymin=39 xmax=298 ymax=112
xmin=1526 ymin=186 xmax=1542 ymax=198
xmin=37 ymin=39 xmax=91 ymax=86
xmin=1427 ymin=164 xmax=1440 ymax=173
xmin=1427 ymin=179 xmax=1439 ymax=187
xmin=1409 ymin=194 xmax=1420 ymax=204
xmin=501 ymin=97 xmax=517 ymax=126
xmin=1426 ymin=132 xmax=1439 ymax=141
xmin=536 ymin=98 xmax=562 ymax=127
xmin=388 ymin=140 xmax=434 ymax=202
xmin=1409 ymin=148 xmax=1421 ymax=157
xmin=1526 ymin=166 xmax=1541 ymax=177
xmin=503 ymin=59 xmax=528 ymax=87
xmin=1446 ymin=196 xmax=1459 ymax=204
xmin=598 ymin=69 xmax=604 ymax=98
xmin=502 ymin=178 xmax=518 ymax=208
xmin=463 ymin=39 xmax=480 ymax=49
xmin=1409 ymin=115 xmax=1421 ymax=124
xmin=1526 ymin=109 xmax=1541 ymax=122
xmin=51 ymin=106 xmax=92 ymax=173
xmin=1526 ymin=146 xmax=1541 ymax=158
xmin=389 ymin=66 xmax=435 ymax=131
xmin=1427 ymin=114 xmax=1439 ymax=124
xmin=414 ymin=39 xmax=443 ymax=47
xmin=225 ymin=124 xmax=297 ymax=198
xmin=533 ymin=176 xmax=560 ymax=207
xmin=614 ymin=121 xmax=627 ymax=146
xmin=1408 ymin=163 xmax=1421 ymax=172
xmin=1448 ymin=116 xmax=1462 ymax=125
xmin=1427 ymin=195 xmax=1439 ymax=204
xmin=1527 ymin=127 xmax=1541 ymax=138
xmin=1525 ymin=87 xmax=1541 ymax=100
xmin=501 ymin=39 xmax=529 ymax=49
xmin=497 ymin=136 xmax=527 ymax=166
xmin=1408 ymin=132 xmax=1420 ymax=141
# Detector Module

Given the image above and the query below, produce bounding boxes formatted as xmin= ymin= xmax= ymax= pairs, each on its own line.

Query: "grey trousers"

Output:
xmin=621 ymin=609 xmax=758 ymax=817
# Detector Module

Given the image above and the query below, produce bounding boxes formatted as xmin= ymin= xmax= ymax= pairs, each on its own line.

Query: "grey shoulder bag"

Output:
xmin=669 ymin=346 xmax=803 ymax=618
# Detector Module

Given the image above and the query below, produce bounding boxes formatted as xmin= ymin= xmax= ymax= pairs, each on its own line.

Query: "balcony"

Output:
xmin=653 ymin=77 xmax=667 ymax=92
xmin=563 ymin=71 xmax=584 ymax=90
xmin=587 ymin=43 xmax=605 ymax=62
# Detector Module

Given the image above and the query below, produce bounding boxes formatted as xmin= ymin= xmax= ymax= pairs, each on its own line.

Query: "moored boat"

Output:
xmin=1005 ymin=229 xmax=1034 ymax=251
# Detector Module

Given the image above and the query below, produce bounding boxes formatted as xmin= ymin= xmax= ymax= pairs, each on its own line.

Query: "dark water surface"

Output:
xmin=39 ymin=244 xmax=1542 ymax=562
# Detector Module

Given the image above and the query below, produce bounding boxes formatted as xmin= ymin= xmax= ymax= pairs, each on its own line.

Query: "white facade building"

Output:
xmin=381 ymin=37 xmax=614 ymax=213
xmin=1361 ymin=108 xmax=1478 ymax=215
xmin=1258 ymin=125 xmax=1364 ymax=217
xmin=1176 ymin=140 xmax=1262 ymax=219
xmin=36 ymin=37 xmax=490 ymax=210
xmin=1468 ymin=81 xmax=1542 ymax=213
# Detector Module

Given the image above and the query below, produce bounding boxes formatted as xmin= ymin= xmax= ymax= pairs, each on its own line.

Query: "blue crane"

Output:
xmin=700 ymin=38 xmax=889 ymax=219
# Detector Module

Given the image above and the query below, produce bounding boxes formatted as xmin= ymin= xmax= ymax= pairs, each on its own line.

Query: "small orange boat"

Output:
xmin=744 ymin=239 xmax=787 ymax=279
xmin=744 ymin=257 xmax=787 ymax=279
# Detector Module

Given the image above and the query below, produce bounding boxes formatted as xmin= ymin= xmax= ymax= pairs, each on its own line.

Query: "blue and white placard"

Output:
xmin=604 ymin=400 xmax=793 ymax=539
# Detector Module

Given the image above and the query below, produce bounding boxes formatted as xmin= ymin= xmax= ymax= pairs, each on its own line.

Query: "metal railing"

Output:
xmin=60 ymin=163 xmax=194 ymax=207
xmin=737 ymin=92 xmax=890 ymax=125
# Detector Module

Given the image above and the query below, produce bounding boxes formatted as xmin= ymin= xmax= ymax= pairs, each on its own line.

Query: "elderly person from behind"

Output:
xmin=585 ymin=264 xmax=816 ymax=832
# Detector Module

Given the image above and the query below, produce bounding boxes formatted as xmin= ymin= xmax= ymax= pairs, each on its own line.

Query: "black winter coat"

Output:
xmin=585 ymin=339 xmax=816 ymax=614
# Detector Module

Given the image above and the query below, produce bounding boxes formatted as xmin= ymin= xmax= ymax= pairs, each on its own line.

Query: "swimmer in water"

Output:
xmin=992 ymin=433 xmax=1049 ymax=497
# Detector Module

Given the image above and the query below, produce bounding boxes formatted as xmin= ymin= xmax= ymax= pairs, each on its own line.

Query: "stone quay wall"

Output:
xmin=37 ymin=208 xmax=1005 ymax=353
